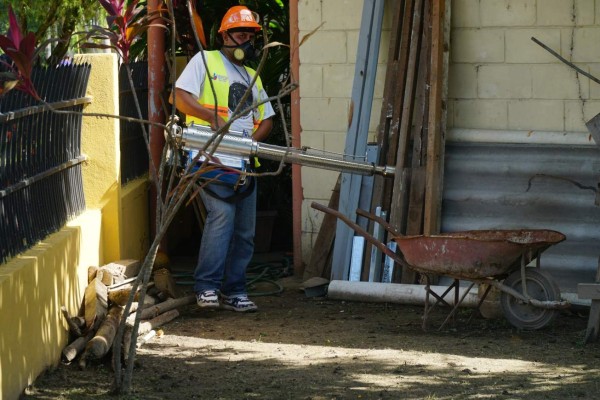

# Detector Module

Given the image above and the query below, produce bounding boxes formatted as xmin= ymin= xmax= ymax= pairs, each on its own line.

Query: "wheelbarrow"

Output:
xmin=311 ymin=202 xmax=570 ymax=330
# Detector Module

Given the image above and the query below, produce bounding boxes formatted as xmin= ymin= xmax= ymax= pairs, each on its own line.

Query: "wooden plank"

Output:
xmin=423 ymin=0 xmax=447 ymax=235
xmin=410 ymin=0 xmax=432 ymax=169
xmin=84 ymin=277 xmax=108 ymax=330
xmin=380 ymin=0 xmax=418 ymax=212
xmin=388 ymin=0 xmax=426 ymax=235
xmin=578 ymin=283 xmax=600 ymax=299
xmin=400 ymin=0 xmax=431 ymax=284
xmin=303 ymin=175 xmax=341 ymax=281
xmin=583 ymin=258 xmax=600 ymax=343
xmin=406 ymin=168 xmax=427 ymax=234
xmin=586 ymin=301 xmax=600 ymax=343
xmin=401 ymin=167 xmax=426 ymax=283
xmin=370 ymin=0 xmax=414 ymax=226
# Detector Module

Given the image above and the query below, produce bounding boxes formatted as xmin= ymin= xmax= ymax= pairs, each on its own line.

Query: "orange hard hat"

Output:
xmin=218 ymin=6 xmax=261 ymax=33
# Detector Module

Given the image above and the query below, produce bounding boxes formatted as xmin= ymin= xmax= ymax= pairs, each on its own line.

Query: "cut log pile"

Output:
xmin=60 ymin=259 xmax=195 ymax=368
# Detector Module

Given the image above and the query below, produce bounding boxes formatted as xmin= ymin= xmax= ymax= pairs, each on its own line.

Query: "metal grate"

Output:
xmin=119 ymin=61 xmax=149 ymax=184
xmin=0 ymin=64 xmax=91 ymax=264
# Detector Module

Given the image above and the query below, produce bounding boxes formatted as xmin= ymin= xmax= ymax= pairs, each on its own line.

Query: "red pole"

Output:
xmin=147 ymin=0 xmax=166 ymax=244
xmin=290 ymin=0 xmax=304 ymax=275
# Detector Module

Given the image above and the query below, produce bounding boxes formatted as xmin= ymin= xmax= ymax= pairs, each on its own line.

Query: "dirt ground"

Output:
xmin=23 ymin=261 xmax=600 ymax=400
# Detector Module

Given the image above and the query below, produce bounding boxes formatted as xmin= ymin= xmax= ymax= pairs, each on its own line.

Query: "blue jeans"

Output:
xmin=194 ymin=180 xmax=256 ymax=296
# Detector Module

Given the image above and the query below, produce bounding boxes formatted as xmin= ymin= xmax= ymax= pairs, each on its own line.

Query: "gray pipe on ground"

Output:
xmin=327 ymin=280 xmax=480 ymax=307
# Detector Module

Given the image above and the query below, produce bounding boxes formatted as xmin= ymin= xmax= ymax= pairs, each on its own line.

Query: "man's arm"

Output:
xmin=252 ymin=117 xmax=273 ymax=142
xmin=169 ymin=88 xmax=227 ymax=131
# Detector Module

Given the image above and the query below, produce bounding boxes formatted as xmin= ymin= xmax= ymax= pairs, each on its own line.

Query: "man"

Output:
xmin=172 ymin=5 xmax=274 ymax=312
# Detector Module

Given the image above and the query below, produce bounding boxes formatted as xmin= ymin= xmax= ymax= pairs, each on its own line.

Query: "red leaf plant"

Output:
xmin=0 ymin=6 xmax=41 ymax=100
xmin=82 ymin=0 xmax=166 ymax=64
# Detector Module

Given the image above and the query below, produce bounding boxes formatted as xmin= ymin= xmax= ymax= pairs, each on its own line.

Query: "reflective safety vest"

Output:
xmin=186 ymin=50 xmax=266 ymax=134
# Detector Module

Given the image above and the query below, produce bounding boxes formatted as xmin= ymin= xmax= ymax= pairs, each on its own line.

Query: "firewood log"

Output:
xmin=108 ymin=287 xmax=140 ymax=306
xmin=153 ymin=268 xmax=179 ymax=298
xmin=79 ymin=305 xmax=124 ymax=368
xmin=84 ymin=278 xmax=108 ymax=330
xmin=87 ymin=266 xmax=98 ymax=284
xmin=123 ymin=309 xmax=179 ymax=361
xmin=72 ymin=316 xmax=85 ymax=329
xmin=98 ymin=263 xmax=126 ymax=286
xmin=125 ymin=295 xmax=194 ymax=325
xmin=139 ymin=309 xmax=179 ymax=335
xmin=61 ymin=306 xmax=83 ymax=337
xmin=62 ymin=329 xmax=94 ymax=363
xmin=111 ymin=259 xmax=141 ymax=278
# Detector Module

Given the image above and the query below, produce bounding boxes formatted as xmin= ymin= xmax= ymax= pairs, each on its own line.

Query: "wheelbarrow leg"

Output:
xmin=439 ymin=281 xmax=477 ymax=331
xmin=426 ymin=283 xmax=457 ymax=310
xmin=423 ymin=278 xmax=463 ymax=331
xmin=467 ymin=283 xmax=493 ymax=324
xmin=423 ymin=276 xmax=431 ymax=331
xmin=520 ymin=253 xmax=529 ymax=298
xmin=423 ymin=275 xmax=455 ymax=330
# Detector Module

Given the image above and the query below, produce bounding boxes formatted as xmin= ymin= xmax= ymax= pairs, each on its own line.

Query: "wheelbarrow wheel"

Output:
xmin=500 ymin=268 xmax=561 ymax=330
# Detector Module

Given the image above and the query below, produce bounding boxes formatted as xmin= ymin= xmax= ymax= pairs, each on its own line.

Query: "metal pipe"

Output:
xmin=257 ymin=144 xmax=395 ymax=176
xmin=181 ymin=125 xmax=395 ymax=177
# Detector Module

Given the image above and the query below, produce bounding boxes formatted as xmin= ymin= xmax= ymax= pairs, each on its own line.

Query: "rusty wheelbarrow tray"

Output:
xmin=311 ymin=202 xmax=570 ymax=330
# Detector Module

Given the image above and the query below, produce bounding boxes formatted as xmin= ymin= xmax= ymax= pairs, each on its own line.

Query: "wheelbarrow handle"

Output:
xmin=310 ymin=202 xmax=409 ymax=269
xmin=355 ymin=208 xmax=401 ymax=237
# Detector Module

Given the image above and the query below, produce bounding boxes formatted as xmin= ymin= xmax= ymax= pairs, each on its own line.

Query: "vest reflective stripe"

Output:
xmin=186 ymin=51 xmax=265 ymax=133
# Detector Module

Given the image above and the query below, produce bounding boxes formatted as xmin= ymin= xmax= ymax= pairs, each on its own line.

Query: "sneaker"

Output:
xmin=196 ymin=290 xmax=219 ymax=308
xmin=220 ymin=294 xmax=258 ymax=312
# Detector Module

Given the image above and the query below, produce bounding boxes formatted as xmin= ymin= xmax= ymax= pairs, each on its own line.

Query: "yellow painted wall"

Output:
xmin=120 ymin=178 xmax=150 ymax=261
xmin=0 ymin=53 xmax=150 ymax=400
xmin=76 ymin=53 xmax=122 ymax=264
xmin=0 ymin=211 xmax=101 ymax=400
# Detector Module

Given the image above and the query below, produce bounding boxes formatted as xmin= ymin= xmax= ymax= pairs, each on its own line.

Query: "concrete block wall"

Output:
xmin=449 ymin=0 xmax=600 ymax=134
xmin=297 ymin=0 xmax=600 ymax=266
xmin=298 ymin=0 xmax=391 ymax=261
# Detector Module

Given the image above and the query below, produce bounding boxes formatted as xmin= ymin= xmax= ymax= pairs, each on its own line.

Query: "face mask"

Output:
xmin=233 ymin=40 xmax=259 ymax=62
xmin=225 ymin=32 xmax=259 ymax=62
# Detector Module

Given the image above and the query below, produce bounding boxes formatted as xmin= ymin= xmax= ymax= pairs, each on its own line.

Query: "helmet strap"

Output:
xmin=225 ymin=31 xmax=242 ymax=47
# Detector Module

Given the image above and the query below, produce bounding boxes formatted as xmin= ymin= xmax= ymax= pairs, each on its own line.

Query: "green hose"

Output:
xmin=172 ymin=255 xmax=291 ymax=296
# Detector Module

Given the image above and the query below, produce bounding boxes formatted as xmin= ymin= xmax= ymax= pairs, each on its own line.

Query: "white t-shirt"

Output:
xmin=176 ymin=51 xmax=275 ymax=136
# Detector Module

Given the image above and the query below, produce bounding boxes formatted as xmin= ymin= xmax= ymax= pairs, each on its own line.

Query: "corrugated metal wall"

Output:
xmin=442 ymin=141 xmax=600 ymax=300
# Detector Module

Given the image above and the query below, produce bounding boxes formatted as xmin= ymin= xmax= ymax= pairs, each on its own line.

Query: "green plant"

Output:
xmin=0 ymin=0 xmax=102 ymax=63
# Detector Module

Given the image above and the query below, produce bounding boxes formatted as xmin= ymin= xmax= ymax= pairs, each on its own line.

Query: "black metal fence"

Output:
xmin=119 ymin=61 xmax=149 ymax=184
xmin=0 ymin=64 xmax=91 ymax=264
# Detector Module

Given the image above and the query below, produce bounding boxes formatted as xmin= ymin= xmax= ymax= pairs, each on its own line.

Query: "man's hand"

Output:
xmin=172 ymin=88 xmax=228 ymax=132
xmin=211 ymin=115 xmax=228 ymax=132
